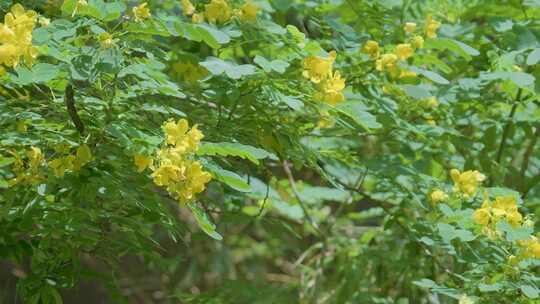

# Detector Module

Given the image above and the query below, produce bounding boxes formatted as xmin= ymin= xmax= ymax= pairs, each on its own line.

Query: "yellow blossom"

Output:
xmin=317 ymin=71 xmax=346 ymax=106
xmin=413 ymin=35 xmax=424 ymax=48
xmin=238 ymin=1 xmax=259 ymax=22
xmin=376 ymin=53 xmax=398 ymax=76
xmin=134 ymin=154 xmax=153 ymax=172
xmin=98 ymin=32 xmax=114 ymax=48
xmin=425 ymin=15 xmax=441 ymax=38
xmin=133 ymin=2 xmax=151 ymax=22
xmin=519 ymin=236 xmax=540 ymax=259
xmin=450 ymin=169 xmax=485 ymax=198
xmin=424 ymin=97 xmax=438 ymax=108
xmin=192 ymin=13 xmax=204 ymax=23
xmin=404 ymin=22 xmax=417 ymax=33
xmin=302 ymin=51 xmax=336 ymax=83
xmin=151 ymin=119 xmax=212 ymax=204
xmin=181 ymin=0 xmax=195 ymax=16
xmin=361 ymin=40 xmax=379 ymax=59
xmin=0 ymin=4 xmax=38 ymax=68
xmin=205 ymin=0 xmax=231 ymax=23
xmin=27 ymin=146 xmax=43 ymax=169
xmin=429 ymin=189 xmax=448 ymax=204
xmin=395 ymin=43 xmax=413 ymax=60
xmin=473 ymin=208 xmax=490 ymax=226
xmin=172 ymin=61 xmax=208 ymax=82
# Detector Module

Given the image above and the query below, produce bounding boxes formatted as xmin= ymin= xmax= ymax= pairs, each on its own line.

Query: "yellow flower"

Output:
xmin=0 ymin=4 xmax=38 ymax=68
xmin=98 ymin=32 xmax=114 ymax=48
xmin=404 ymin=22 xmax=417 ymax=33
xmin=317 ymin=71 xmax=346 ymax=106
xmin=16 ymin=120 xmax=27 ymax=133
xmin=134 ymin=154 xmax=153 ymax=172
xmin=192 ymin=13 xmax=204 ymax=23
xmin=361 ymin=40 xmax=379 ymax=59
xmin=181 ymin=0 xmax=195 ymax=16
xmin=450 ymin=169 xmax=485 ymax=198
xmin=151 ymin=118 xmax=212 ymax=204
xmin=429 ymin=189 xmax=448 ymax=204
xmin=473 ymin=208 xmax=490 ymax=226
xmin=205 ymin=0 xmax=231 ymax=23
xmin=375 ymin=53 xmax=398 ymax=75
xmin=519 ymin=236 xmax=540 ymax=259
xmin=133 ymin=2 xmax=151 ymax=22
xmin=424 ymin=97 xmax=438 ymax=108
xmin=73 ymin=144 xmax=92 ymax=171
xmin=425 ymin=15 xmax=441 ymax=38
xmin=238 ymin=1 xmax=259 ymax=22
xmin=413 ymin=35 xmax=424 ymax=48
xmin=395 ymin=43 xmax=413 ymax=60
xmin=302 ymin=51 xmax=336 ymax=84
xmin=152 ymin=164 xmax=185 ymax=186
xmin=426 ymin=118 xmax=436 ymax=126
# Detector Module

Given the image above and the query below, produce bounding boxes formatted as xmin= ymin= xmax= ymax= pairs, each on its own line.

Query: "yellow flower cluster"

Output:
xmin=303 ymin=51 xmax=346 ymax=106
xmin=363 ymin=15 xmax=440 ymax=78
xmin=8 ymin=147 xmax=44 ymax=186
xmin=429 ymin=189 xmax=448 ymax=204
xmin=473 ymin=195 xmax=523 ymax=228
xmin=48 ymin=144 xmax=93 ymax=178
xmin=450 ymin=168 xmax=485 ymax=198
xmin=132 ymin=2 xmax=151 ymax=22
xmin=0 ymin=4 xmax=39 ymax=73
xmin=425 ymin=15 xmax=441 ymax=38
xmin=518 ymin=236 xmax=540 ymax=259
xmin=98 ymin=32 xmax=114 ymax=49
xmin=145 ymin=119 xmax=212 ymax=204
xmin=184 ymin=0 xmax=260 ymax=24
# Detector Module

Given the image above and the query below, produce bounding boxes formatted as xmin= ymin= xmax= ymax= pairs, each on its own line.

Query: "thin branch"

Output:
xmin=65 ymin=84 xmax=85 ymax=136
xmin=496 ymin=89 xmax=522 ymax=164
xmin=520 ymin=123 xmax=540 ymax=192
xmin=282 ymin=161 xmax=322 ymax=235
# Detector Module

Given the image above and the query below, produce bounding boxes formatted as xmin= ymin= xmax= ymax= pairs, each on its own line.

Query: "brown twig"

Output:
xmin=65 ymin=84 xmax=85 ymax=136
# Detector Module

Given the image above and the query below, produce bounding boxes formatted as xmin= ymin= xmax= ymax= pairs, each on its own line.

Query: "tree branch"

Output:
xmin=65 ymin=84 xmax=85 ymax=136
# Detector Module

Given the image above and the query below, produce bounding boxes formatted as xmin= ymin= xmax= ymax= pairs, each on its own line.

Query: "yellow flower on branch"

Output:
xmin=317 ymin=71 xmax=346 ymax=106
xmin=238 ymin=1 xmax=259 ymax=22
xmin=0 ymin=4 xmax=38 ymax=68
xmin=205 ymin=0 xmax=231 ymax=23
xmin=425 ymin=15 xmax=441 ymax=38
xmin=134 ymin=154 xmax=153 ymax=172
xmin=404 ymin=22 xmax=417 ymax=33
xmin=133 ymin=2 xmax=151 ymax=22
xmin=450 ymin=169 xmax=485 ymax=198
xmin=395 ymin=43 xmax=413 ymax=60
xmin=181 ymin=0 xmax=195 ymax=16
xmin=361 ymin=40 xmax=380 ymax=59
xmin=413 ymin=35 xmax=424 ymax=48
xmin=429 ymin=189 xmax=448 ymax=204
xmin=302 ymin=51 xmax=336 ymax=84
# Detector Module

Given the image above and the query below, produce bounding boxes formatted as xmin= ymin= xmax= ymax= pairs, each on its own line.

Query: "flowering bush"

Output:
xmin=1 ymin=0 xmax=540 ymax=303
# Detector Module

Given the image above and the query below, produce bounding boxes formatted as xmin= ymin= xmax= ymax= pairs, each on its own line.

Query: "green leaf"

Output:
xmin=254 ymin=56 xmax=290 ymax=74
xmin=521 ymin=285 xmax=539 ymax=299
xmin=197 ymin=142 xmax=273 ymax=165
xmin=336 ymin=101 xmax=382 ymax=131
xmin=410 ymin=67 xmax=449 ymax=85
xmin=188 ymin=203 xmax=223 ymax=240
xmin=13 ymin=63 xmax=60 ymax=85
xmin=425 ymin=38 xmax=480 ymax=61
xmin=527 ymin=48 xmax=540 ymax=65
xmin=205 ymin=163 xmax=251 ymax=192
xmin=200 ymin=57 xmax=257 ymax=79
xmin=480 ymin=72 xmax=536 ymax=88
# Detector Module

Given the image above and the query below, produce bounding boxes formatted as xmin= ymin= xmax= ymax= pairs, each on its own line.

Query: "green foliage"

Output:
xmin=1 ymin=0 xmax=540 ymax=303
